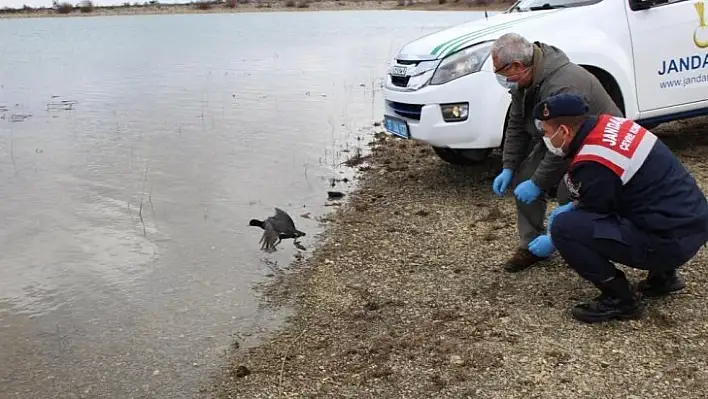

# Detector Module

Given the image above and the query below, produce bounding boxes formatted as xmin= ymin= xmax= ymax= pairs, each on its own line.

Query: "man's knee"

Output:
xmin=550 ymin=211 xmax=573 ymax=238
xmin=549 ymin=211 xmax=619 ymax=281
xmin=551 ymin=210 xmax=596 ymax=247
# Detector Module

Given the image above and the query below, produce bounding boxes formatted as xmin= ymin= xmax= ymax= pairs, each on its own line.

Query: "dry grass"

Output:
xmin=210 ymin=116 xmax=708 ymax=398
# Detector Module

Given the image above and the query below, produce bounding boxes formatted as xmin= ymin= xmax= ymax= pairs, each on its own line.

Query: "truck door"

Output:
xmin=625 ymin=0 xmax=708 ymax=112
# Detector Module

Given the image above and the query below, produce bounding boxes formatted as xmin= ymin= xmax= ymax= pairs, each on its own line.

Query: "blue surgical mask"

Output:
xmin=495 ymin=73 xmax=518 ymax=90
xmin=495 ymin=67 xmax=531 ymax=91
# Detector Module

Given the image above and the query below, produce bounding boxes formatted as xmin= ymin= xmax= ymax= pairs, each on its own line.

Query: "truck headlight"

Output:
xmin=430 ymin=41 xmax=494 ymax=85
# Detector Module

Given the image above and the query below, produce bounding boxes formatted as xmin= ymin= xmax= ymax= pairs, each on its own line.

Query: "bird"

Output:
xmin=249 ymin=207 xmax=306 ymax=252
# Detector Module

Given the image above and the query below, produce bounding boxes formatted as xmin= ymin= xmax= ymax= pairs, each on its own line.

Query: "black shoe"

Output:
xmin=637 ymin=269 xmax=686 ymax=298
xmin=503 ymin=248 xmax=547 ymax=273
xmin=571 ymin=270 xmax=644 ymax=324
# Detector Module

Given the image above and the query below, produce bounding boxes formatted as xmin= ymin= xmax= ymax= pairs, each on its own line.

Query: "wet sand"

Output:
xmin=211 ymin=117 xmax=708 ymax=398
xmin=0 ymin=1 xmax=510 ymax=19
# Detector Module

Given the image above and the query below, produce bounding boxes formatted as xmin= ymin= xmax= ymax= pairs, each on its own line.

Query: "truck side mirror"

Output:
xmin=628 ymin=0 xmax=655 ymax=11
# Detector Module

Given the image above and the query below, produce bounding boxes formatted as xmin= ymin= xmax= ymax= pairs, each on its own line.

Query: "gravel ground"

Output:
xmin=210 ymin=117 xmax=708 ymax=398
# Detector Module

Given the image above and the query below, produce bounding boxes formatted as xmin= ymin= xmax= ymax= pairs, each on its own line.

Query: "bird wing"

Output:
xmin=272 ymin=207 xmax=297 ymax=232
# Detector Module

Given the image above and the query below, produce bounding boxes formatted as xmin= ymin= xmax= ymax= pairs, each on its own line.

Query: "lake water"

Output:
xmin=0 ymin=9 xmax=488 ymax=398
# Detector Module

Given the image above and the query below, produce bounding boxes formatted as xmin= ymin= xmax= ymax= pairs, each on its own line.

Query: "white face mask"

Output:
xmin=543 ymin=127 xmax=567 ymax=157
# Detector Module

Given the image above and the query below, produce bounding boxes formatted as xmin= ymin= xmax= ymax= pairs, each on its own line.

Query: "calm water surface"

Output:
xmin=0 ymin=10 xmax=486 ymax=398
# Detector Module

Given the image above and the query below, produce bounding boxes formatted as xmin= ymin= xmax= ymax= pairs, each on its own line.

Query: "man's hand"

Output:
xmin=547 ymin=202 xmax=575 ymax=234
xmin=528 ymin=234 xmax=556 ymax=258
xmin=492 ymin=168 xmax=513 ymax=196
xmin=514 ymin=180 xmax=541 ymax=204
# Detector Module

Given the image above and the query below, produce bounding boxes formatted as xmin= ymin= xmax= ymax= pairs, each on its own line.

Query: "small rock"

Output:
xmin=450 ymin=355 xmax=464 ymax=365
xmin=152 ymin=370 xmax=160 ymax=376
xmin=415 ymin=209 xmax=430 ymax=216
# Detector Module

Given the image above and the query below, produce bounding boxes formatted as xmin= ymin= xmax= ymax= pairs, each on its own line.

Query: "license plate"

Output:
xmin=383 ymin=115 xmax=410 ymax=139
xmin=389 ymin=66 xmax=407 ymax=77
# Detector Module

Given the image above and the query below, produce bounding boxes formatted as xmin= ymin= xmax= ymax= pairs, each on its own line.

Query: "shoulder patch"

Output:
xmin=564 ymin=172 xmax=581 ymax=199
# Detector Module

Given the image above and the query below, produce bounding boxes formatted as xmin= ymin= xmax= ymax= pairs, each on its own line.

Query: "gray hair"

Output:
xmin=492 ymin=33 xmax=534 ymax=67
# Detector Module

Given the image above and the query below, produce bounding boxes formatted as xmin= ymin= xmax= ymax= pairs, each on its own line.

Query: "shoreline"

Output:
xmin=210 ymin=117 xmax=708 ymax=397
xmin=0 ymin=1 xmax=510 ymax=19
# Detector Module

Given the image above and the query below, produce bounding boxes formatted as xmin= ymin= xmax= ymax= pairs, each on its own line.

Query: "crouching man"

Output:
xmin=527 ymin=92 xmax=708 ymax=324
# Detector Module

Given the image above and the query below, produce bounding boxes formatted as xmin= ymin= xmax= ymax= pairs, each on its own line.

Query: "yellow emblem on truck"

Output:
xmin=695 ymin=1 xmax=708 ymax=48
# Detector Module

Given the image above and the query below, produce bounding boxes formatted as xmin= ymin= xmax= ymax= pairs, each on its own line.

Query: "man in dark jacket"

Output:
xmin=528 ymin=92 xmax=708 ymax=323
xmin=490 ymin=32 xmax=624 ymax=272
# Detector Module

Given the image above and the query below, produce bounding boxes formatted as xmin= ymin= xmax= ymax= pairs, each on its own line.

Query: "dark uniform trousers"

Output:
xmin=551 ymin=210 xmax=706 ymax=283
xmin=541 ymin=112 xmax=708 ymax=285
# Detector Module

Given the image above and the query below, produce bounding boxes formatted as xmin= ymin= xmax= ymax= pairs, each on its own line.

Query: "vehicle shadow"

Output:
xmin=653 ymin=116 xmax=708 ymax=154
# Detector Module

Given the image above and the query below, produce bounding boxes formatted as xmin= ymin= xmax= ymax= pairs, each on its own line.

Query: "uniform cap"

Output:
xmin=533 ymin=92 xmax=589 ymax=121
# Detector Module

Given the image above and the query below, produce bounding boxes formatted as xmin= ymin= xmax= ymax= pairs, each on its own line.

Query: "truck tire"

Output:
xmin=432 ymin=105 xmax=509 ymax=166
xmin=432 ymin=147 xmax=492 ymax=165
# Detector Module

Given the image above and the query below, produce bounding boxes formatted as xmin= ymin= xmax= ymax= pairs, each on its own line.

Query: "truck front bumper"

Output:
xmin=382 ymin=70 xmax=510 ymax=150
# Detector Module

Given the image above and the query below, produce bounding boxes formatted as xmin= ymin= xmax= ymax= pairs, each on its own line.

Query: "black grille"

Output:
xmin=391 ymin=76 xmax=410 ymax=87
xmin=387 ymin=101 xmax=423 ymax=121
xmin=389 ymin=59 xmax=420 ymax=88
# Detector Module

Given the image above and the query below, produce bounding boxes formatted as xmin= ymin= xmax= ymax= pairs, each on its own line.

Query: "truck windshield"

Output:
xmin=506 ymin=0 xmax=601 ymax=12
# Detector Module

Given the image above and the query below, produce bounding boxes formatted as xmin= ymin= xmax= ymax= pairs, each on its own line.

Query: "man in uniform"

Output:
xmin=527 ymin=92 xmax=708 ymax=324
xmin=489 ymin=32 xmax=624 ymax=272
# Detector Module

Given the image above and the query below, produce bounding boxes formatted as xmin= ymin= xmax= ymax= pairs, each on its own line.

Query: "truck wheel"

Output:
xmin=432 ymin=147 xmax=491 ymax=165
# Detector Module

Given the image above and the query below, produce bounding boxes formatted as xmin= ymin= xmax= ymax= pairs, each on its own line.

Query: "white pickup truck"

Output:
xmin=382 ymin=0 xmax=708 ymax=165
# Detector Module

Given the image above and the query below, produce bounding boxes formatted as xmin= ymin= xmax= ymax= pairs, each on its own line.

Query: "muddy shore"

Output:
xmin=210 ymin=117 xmax=708 ymax=398
xmin=0 ymin=1 xmax=510 ymax=19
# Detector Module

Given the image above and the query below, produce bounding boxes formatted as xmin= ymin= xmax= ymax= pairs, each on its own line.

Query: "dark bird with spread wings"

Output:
xmin=249 ymin=207 xmax=306 ymax=252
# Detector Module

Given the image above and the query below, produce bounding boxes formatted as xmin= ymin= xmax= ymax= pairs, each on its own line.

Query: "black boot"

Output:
xmin=637 ymin=268 xmax=686 ymax=298
xmin=571 ymin=270 xmax=644 ymax=324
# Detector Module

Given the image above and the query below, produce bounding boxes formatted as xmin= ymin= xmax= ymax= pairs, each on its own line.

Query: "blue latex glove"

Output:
xmin=514 ymin=179 xmax=542 ymax=204
xmin=492 ymin=168 xmax=513 ymax=196
xmin=528 ymin=234 xmax=556 ymax=258
xmin=547 ymin=202 xmax=575 ymax=234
